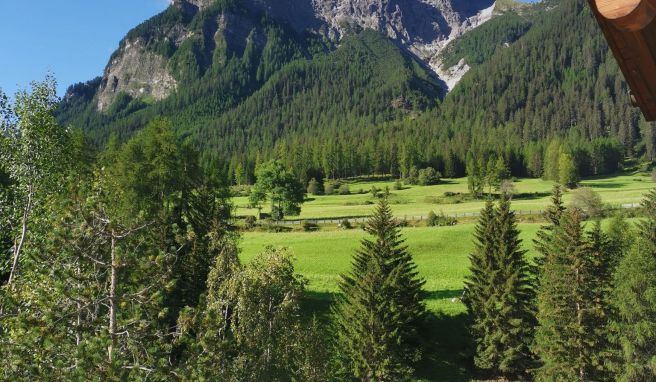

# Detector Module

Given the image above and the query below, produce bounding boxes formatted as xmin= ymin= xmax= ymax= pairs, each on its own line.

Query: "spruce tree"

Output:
xmin=333 ymin=197 xmax=426 ymax=381
xmin=534 ymin=209 xmax=614 ymax=381
xmin=613 ymin=189 xmax=656 ymax=381
xmin=463 ymin=201 xmax=497 ymax=340
xmin=534 ymin=184 xmax=566 ymax=275
xmin=464 ymin=197 xmax=536 ymax=379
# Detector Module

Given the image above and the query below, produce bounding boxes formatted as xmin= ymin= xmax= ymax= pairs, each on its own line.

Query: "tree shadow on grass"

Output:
xmin=424 ymin=289 xmax=464 ymax=301
xmin=300 ymin=291 xmax=335 ymax=321
xmin=301 ymin=290 xmax=474 ymax=381
xmin=582 ymin=182 xmax=626 ymax=189
xmin=415 ymin=312 xmax=473 ymax=381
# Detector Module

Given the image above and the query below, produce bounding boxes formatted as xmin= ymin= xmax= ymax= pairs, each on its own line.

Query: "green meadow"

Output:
xmin=236 ymin=173 xmax=654 ymax=381
xmin=234 ymin=172 xmax=655 ymax=220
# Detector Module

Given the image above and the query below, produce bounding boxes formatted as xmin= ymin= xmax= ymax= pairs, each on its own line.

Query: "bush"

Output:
xmin=302 ymin=220 xmax=319 ymax=232
xmin=426 ymin=210 xmax=457 ymax=227
xmin=370 ymin=186 xmax=381 ymax=198
xmin=307 ymin=178 xmax=323 ymax=195
xmin=398 ymin=219 xmax=410 ymax=227
xmin=339 ymin=184 xmax=351 ymax=195
xmin=393 ymin=180 xmax=403 ymax=190
xmin=570 ymin=187 xmax=604 ymax=219
xmin=499 ymin=179 xmax=517 ymax=197
xmin=244 ymin=215 xmax=257 ymax=229
xmin=271 ymin=206 xmax=284 ymax=221
xmin=263 ymin=221 xmax=293 ymax=233
xmin=417 ymin=167 xmax=441 ymax=186
xmin=325 ymin=181 xmax=338 ymax=195
xmin=339 ymin=219 xmax=353 ymax=229
xmin=405 ymin=166 xmax=419 ymax=185
xmin=426 ymin=211 xmax=438 ymax=226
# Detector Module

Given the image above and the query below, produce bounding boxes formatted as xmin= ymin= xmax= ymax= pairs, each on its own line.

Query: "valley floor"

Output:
xmin=237 ymin=172 xmax=654 ymax=381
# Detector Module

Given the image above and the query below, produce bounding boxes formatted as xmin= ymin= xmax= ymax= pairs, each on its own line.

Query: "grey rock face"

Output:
xmin=97 ymin=39 xmax=177 ymax=111
xmin=98 ymin=0 xmax=497 ymax=111
xmin=244 ymin=0 xmax=496 ymax=77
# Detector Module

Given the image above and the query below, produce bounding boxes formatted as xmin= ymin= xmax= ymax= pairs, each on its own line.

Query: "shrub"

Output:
xmin=370 ymin=186 xmax=381 ymax=198
xmin=302 ymin=220 xmax=319 ymax=232
xmin=398 ymin=219 xmax=410 ymax=227
xmin=426 ymin=210 xmax=457 ymax=227
xmin=393 ymin=180 xmax=403 ymax=190
xmin=570 ymin=187 xmax=604 ymax=219
xmin=417 ymin=167 xmax=441 ymax=186
xmin=307 ymin=178 xmax=323 ymax=195
xmin=271 ymin=206 xmax=284 ymax=221
xmin=340 ymin=219 xmax=353 ymax=230
xmin=263 ymin=221 xmax=293 ymax=233
xmin=339 ymin=184 xmax=351 ymax=195
xmin=244 ymin=215 xmax=257 ymax=229
xmin=405 ymin=166 xmax=419 ymax=185
xmin=426 ymin=211 xmax=438 ymax=226
xmin=325 ymin=181 xmax=338 ymax=195
xmin=499 ymin=179 xmax=517 ymax=197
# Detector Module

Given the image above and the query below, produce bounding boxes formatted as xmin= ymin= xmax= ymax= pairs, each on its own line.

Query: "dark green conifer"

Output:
xmin=535 ymin=209 xmax=613 ymax=381
xmin=613 ymin=190 xmax=656 ymax=381
xmin=465 ymin=197 xmax=536 ymax=379
xmin=333 ymin=197 xmax=426 ymax=381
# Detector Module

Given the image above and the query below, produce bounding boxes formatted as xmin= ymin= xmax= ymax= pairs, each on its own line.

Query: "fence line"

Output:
xmin=268 ymin=203 xmax=642 ymax=226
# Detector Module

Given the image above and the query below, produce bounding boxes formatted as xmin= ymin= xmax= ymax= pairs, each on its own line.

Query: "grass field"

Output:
xmin=234 ymin=172 xmax=654 ymax=220
xmin=240 ymin=217 xmax=644 ymax=381
xmin=241 ymin=223 xmax=544 ymax=315
xmin=235 ymin=172 xmax=654 ymax=381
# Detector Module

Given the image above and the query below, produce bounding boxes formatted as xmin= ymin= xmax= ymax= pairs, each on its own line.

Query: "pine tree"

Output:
xmin=534 ymin=209 xmax=614 ymax=381
xmin=464 ymin=198 xmax=535 ymax=379
xmin=613 ymin=189 xmax=656 ymax=381
xmin=463 ymin=201 xmax=497 ymax=335
xmin=534 ymin=184 xmax=566 ymax=276
xmin=333 ymin=197 xmax=426 ymax=381
xmin=585 ymin=222 xmax=616 ymax=381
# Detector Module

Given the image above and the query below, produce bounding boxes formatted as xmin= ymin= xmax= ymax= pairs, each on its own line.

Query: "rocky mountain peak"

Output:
xmin=95 ymin=0 xmax=499 ymax=111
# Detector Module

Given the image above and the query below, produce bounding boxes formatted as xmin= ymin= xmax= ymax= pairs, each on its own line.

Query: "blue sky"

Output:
xmin=0 ymin=0 xmax=169 ymax=98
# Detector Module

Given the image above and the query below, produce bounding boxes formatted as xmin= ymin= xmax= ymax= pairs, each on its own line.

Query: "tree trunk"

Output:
xmin=108 ymin=232 xmax=118 ymax=363
xmin=8 ymin=184 xmax=33 ymax=286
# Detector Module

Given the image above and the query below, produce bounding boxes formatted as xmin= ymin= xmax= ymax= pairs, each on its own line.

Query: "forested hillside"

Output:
xmin=57 ymin=0 xmax=656 ymax=186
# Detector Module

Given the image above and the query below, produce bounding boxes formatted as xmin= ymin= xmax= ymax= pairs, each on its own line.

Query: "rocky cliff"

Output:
xmin=93 ymin=0 xmax=500 ymax=111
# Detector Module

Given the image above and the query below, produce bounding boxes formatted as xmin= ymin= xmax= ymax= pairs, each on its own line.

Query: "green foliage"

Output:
xmin=307 ymin=177 xmax=322 ymax=195
xmin=534 ymin=209 xmax=615 ymax=381
xmin=426 ymin=211 xmax=457 ymax=227
xmin=417 ymin=167 xmax=442 ymax=186
xmin=249 ymin=160 xmax=305 ymax=219
xmin=439 ymin=11 xmax=532 ymax=69
xmin=613 ymin=190 xmax=656 ymax=381
xmin=333 ymin=197 xmax=426 ymax=380
xmin=570 ymin=186 xmax=604 ymax=219
xmin=559 ymin=152 xmax=579 ymax=189
xmin=464 ymin=198 xmax=536 ymax=379
xmin=179 ymin=246 xmax=332 ymax=381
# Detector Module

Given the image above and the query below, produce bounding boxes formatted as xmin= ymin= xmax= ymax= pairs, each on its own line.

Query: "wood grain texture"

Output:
xmin=595 ymin=0 xmax=656 ymax=31
xmin=589 ymin=0 xmax=656 ymax=120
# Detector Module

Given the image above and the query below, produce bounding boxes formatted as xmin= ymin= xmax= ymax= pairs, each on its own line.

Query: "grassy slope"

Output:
xmin=234 ymin=172 xmax=655 ymax=219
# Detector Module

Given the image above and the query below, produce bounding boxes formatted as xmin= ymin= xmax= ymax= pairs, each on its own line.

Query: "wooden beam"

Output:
xmin=595 ymin=0 xmax=655 ymax=31
xmin=590 ymin=0 xmax=656 ymax=120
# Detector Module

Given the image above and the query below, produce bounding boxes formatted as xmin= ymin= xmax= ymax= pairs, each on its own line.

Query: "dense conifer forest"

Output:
xmin=57 ymin=0 xmax=656 ymax=187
